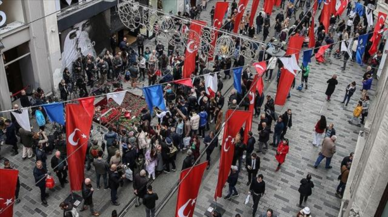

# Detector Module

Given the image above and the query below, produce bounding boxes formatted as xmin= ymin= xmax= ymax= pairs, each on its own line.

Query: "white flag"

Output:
xmin=366 ymin=7 xmax=374 ymax=27
xmin=341 ymin=39 xmax=353 ymax=60
xmin=11 ymin=109 xmax=31 ymax=132
xmin=107 ymin=90 xmax=127 ymax=106
xmin=204 ymin=73 xmax=218 ymax=97
xmin=279 ymin=54 xmax=301 ymax=75
xmin=66 ymin=0 xmax=72 ymax=5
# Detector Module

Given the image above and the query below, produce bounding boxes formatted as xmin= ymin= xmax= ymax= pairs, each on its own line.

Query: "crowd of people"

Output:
xmin=0 ymin=0 xmax=383 ymax=216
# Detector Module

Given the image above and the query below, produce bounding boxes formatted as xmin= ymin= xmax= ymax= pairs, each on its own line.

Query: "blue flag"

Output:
xmin=143 ymin=85 xmax=166 ymax=115
xmin=233 ymin=67 xmax=243 ymax=94
xmin=43 ymin=103 xmax=65 ymax=125
xmin=356 ymin=34 xmax=368 ymax=66
xmin=354 ymin=2 xmax=364 ymax=17
xmin=302 ymin=50 xmax=312 ymax=68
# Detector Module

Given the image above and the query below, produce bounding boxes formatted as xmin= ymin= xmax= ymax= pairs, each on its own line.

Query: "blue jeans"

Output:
xmin=342 ymin=94 xmax=351 ymax=106
xmin=314 ymin=153 xmax=332 ymax=168
xmin=273 ymin=133 xmax=281 ymax=146
xmin=226 ymin=184 xmax=238 ymax=197
xmin=337 ymin=181 xmax=346 ymax=196
xmin=96 ymin=173 xmax=108 ymax=188
xmin=256 ymin=25 xmax=262 ymax=34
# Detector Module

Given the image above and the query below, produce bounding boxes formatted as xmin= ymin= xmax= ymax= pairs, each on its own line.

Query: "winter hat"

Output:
xmin=302 ymin=207 xmax=310 ymax=215
xmin=165 ymin=137 xmax=172 ymax=145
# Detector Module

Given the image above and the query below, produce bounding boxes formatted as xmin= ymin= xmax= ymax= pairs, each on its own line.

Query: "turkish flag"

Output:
xmin=233 ymin=0 xmax=249 ymax=33
xmin=329 ymin=0 xmax=336 ymax=15
xmin=275 ymin=0 xmax=281 ymax=7
xmin=66 ymin=97 xmax=95 ymax=191
xmin=309 ymin=1 xmax=318 ymax=48
xmin=369 ymin=12 xmax=387 ymax=55
xmin=183 ymin=20 xmax=206 ymax=78
xmin=0 ymin=169 xmax=18 ymax=217
xmin=175 ymin=162 xmax=207 ymax=217
xmin=275 ymin=35 xmax=304 ymax=106
xmin=209 ymin=2 xmax=229 ymax=61
xmin=249 ymin=0 xmax=261 ymax=27
xmin=315 ymin=45 xmax=331 ymax=62
xmin=264 ymin=0 xmax=274 ymax=15
xmin=173 ymin=78 xmax=194 ymax=88
xmin=214 ymin=110 xmax=251 ymax=199
xmin=320 ymin=0 xmax=331 ymax=32
xmin=336 ymin=0 xmax=348 ymax=16
xmin=252 ymin=61 xmax=267 ymax=77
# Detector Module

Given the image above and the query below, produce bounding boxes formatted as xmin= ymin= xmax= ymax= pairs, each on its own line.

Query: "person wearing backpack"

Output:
xmin=89 ymin=140 xmax=103 ymax=159
xmin=93 ymin=150 xmax=109 ymax=189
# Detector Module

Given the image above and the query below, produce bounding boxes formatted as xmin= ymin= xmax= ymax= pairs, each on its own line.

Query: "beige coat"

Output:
xmin=321 ymin=137 xmax=336 ymax=158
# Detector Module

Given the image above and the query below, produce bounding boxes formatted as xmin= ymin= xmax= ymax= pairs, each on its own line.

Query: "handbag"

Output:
xmin=46 ymin=176 xmax=55 ymax=189
xmin=338 ymin=168 xmax=348 ymax=180
xmin=244 ymin=194 xmax=251 ymax=205
xmin=170 ymin=145 xmax=178 ymax=155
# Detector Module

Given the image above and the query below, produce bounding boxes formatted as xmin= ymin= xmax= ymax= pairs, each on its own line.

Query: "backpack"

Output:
xmin=90 ymin=148 xmax=99 ymax=158
xmin=125 ymin=70 xmax=131 ymax=81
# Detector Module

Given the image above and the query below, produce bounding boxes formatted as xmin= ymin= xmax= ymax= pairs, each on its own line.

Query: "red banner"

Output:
xmin=214 ymin=110 xmax=251 ymax=199
xmin=275 ymin=35 xmax=304 ymax=106
xmin=264 ymin=0 xmax=274 ymax=15
xmin=249 ymin=0 xmax=260 ymax=27
xmin=233 ymin=0 xmax=249 ymax=33
xmin=309 ymin=0 xmax=318 ymax=48
xmin=66 ymin=97 xmax=95 ymax=191
xmin=252 ymin=61 xmax=267 ymax=77
xmin=183 ymin=20 xmax=206 ymax=78
xmin=175 ymin=162 xmax=208 ymax=217
xmin=329 ymin=0 xmax=336 ymax=15
xmin=0 ymin=169 xmax=18 ymax=217
xmin=209 ymin=2 xmax=229 ymax=61
xmin=336 ymin=0 xmax=348 ymax=16
xmin=173 ymin=78 xmax=194 ymax=88
xmin=275 ymin=0 xmax=281 ymax=7
xmin=369 ymin=12 xmax=387 ymax=55
xmin=320 ymin=0 xmax=331 ymax=32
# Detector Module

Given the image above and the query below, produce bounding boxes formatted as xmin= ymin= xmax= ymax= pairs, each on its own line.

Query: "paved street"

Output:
xmin=2 ymin=0 xmax=377 ymax=217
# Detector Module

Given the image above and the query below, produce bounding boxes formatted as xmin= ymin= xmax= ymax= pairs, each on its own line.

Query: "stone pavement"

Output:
xmin=3 ymin=0 xmax=377 ymax=217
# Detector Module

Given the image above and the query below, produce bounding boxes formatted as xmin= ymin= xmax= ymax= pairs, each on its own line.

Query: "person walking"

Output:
xmin=336 ymin=162 xmax=351 ymax=198
xmin=246 ymin=132 xmax=256 ymax=157
xmin=312 ymin=115 xmax=327 ymax=147
xmin=93 ymin=150 xmax=109 ymax=189
xmin=259 ymin=209 xmax=277 ymax=217
xmin=272 ymin=116 xmax=284 ymax=147
xmin=33 ymin=160 xmax=48 ymax=205
xmin=360 ymin=95 xmax=370 ymax=125
xmin=298 ymin=174 xmax=314 ymax=207
xmin=182 ymin=149 xmax=195 ymax=170
xmin=80 ymin=178 xmax=100 ymax=216
xmin=314 ymin=135 xmax=337 ymax=169
xmin=300 ymin=63 xmax=310 ymax=89
xmin=249 ymin=174 xmax=266 ymax=217
xmin=349 ymin=101 xmax=362 ymax=126
xmin=296 ymin=207 xmax=311 ymax=217
xmin=204 ymin=131 xmax=217 ymax=169
xmin=246 ymin=152 xmax=260 ymax=185
xmin=325 ymin=123 xmax=336 ymax=138
xmin=19 ymin=127 xmax=34 ymax=159
xmin=341 ymin=81 xmax=356 ymax=106
xmin=325 ymin=74 xmax=338 ymax=101
xmin=281 ymin=109 xmax=292 ymax=139
xmin=224 ymin=165 xmax=239 ymax=200
xmin=143 ymin=185 xmax=158 ymax=217
xmin=50 ymin=151 xmax=68 ymax=188
xmin=134 ymin=169 xmax=148 ymax=207
xmin=258 ymin=122 xmax=270 ymax=153
xmin=4 ymin=119 xmax=18 ymax=156
xmin=109 ymin=164 xmax=124 ymax=206
xmin=275 ymin=139 xmax=289 ymax=172
xmin=145 ymin=148 xmax=157 ymax=180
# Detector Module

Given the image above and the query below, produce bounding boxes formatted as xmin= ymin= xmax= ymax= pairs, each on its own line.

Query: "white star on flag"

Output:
xmin=279 ymin=54 xmax=301 ymax=75
xmin=4 ymin=198 xmax=12 ymax=206
xmin=81 ymin=134 xmax=87 ymax=139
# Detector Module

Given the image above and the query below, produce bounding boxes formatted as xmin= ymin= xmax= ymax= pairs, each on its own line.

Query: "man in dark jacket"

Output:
xmin=256 ymin=13 xmax=264 ymax=34
xmin=109 ymin=164 xmax=124 ymax=206
xmin=272 ymin=117 xmax=284 ymax=147
xmin=250 ymin=174 xmax=266 ymax=217
xmin=4 ymin=119 xmax=18 ymax=155
xmin=298 ymin=174 xmax=314 ymax=207
xmin=4 ymin=160 xmax=21 ymax=203
xmin=93 ymin=151 xmax=109 ymax=189
xmin=258 ymin=122 xmax=270 ymax=153
xmin=19 ymin=127 xmax=34 ymax=159
xmin=81 ymin=178 xmax=100 ymax=216
xmin=182 ymin=149 xmax=195 ymax=170
xmin=143 ymin=185 xmax=158 ymax=217
xmin=50 ymin=151 xmax=68 ymax=187
xmin=233 ymin=140 xmax=246 ymax=171
xmin=224 ymin=165 xmax=239 ymax=200
xmin=134 ymin=170 xmax=148 ymax=207
xmin=281 ymin=109 xmax=293 ymax=139
xmin=137 ymin=33 xmax=145 ymax=56
xmin=123 ymin=144 xmax=137 ymax=172
xmin=204 ymin=131 xmax=217 ymax=169
xmin=246 ymin=152 xmax=260 ymax=185
xmin=341 ymin=152 xmax=354 ymax=168
xmin=104 ymin=127 xmax=118 ymax=148
xmin=246 ymin=132 xmax=256 ymax=156
xmin=36 ymin=143 xmax=48 ymax=169
xmin=33 ymin=160 xmax=48 ymax=205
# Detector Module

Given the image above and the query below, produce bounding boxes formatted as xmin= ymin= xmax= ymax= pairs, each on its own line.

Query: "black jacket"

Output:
xmin=182 ymin=155 xmax=195 ymax=170
xmin=109 ymin=170 xmax=122 ymax=190
xmin=259 ymin=127 xmax=270 ymax=143
xmin=82 ymin=183 xmax=94 ymax=205
xmin=250 ymin=179 xmax=265 ymax=194
xmin=51 ymin=155 xmax=67 ymax=172
xmin=143 ymin=193 xmax=159 ymax=209
xmin=33 ymin=167 xmax=47 ymax=187
xmin=227 ymin=171 xmax=239 ymax=186
xmin=298 ymin=179 xmax=314 ymax=196
xmin=281 ymin=112 xmax=292 ymax=128
xmin=246 ymin=137 xmax=256 ymax=154
xmin=133 ymin=174 xmax=148 ymax=198
xmin=246 ymin=156 xmax=260 ymax=173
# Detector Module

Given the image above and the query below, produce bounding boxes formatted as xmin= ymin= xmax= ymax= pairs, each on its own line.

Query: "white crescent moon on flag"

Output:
xmin=186 ymin=41 xmax=196 ymax=53
xmin=324 ymin=0 xmax=330 ymax=5
xmin=249 ymin=91 xmax=255 ymax=104
xmin=379 ymin=15 xmax=386 ymax=23
xmin=238 ymin=4 xmax=245 ymax=13
xmin=214 ymin=19 xmax=221 ymax=26
xmin=178 ymin=199 xmax=192 ymax=217
xmin=255 ymin=64 xmax=264 ymax=70
xmin=68 ymin=128 xmax=81 ymax=146
xmin=224 ymin=136 xmax=233 ymax=152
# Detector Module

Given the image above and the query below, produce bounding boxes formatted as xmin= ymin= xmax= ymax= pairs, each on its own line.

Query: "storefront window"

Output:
xmin=0 ymin=0 xmax=25 ymax=34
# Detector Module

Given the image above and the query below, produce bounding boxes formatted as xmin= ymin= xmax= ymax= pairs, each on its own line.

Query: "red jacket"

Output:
xmin=315 ymin=121 xmax=325 ymax=133
xmin=275 ymin=142 xmax=289 ymax=164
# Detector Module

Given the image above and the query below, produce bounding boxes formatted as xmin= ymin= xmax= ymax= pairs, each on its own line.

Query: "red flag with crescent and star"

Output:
xmin=66 ymin=97 xmax=95 ymax=191
xmin=252 ymin=61 xmax=267 ymax=77
xmin=0 ymin=169 xmax=18 ymax=217
xmin=175 ymin=162 xmax=208 ymax=217
xmin=249 ymin=0 xmax=261 ymax=27
xmin=214 ymin=110 xmax=251 ymax=200
xmin=183 ymin=20 xmax=207 ymax=78
xmin=233 ymin=0 xmax=249 ymax=33
xmin=320 ymin=0 xmax=331 ymax=32
xmin=309 ymin=0 xmax=318 ymax=48
xmin=209 ymin=2 xmax=229 ymax=61
xmin=264 ymin=0 xmax=275 ymax=15
xmin=335 ymin=0 xmax=348 ymax=16
xmin=369 ymin=12 xmax=387 ymax=55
